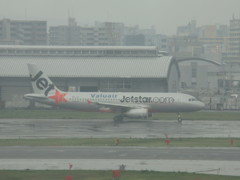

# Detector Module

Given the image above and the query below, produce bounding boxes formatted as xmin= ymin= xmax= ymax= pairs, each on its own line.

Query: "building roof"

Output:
xmin=0 ymin=56 xmax=177 ymax=78
xmin=0 ymin=45 xmax=157 ymax=50
xmin=0 ymin=45 xmax=158 ymax=57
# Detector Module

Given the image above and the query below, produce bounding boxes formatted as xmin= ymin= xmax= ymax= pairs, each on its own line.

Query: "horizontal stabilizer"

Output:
xmin=24 ymin=93 xmax=49 ymax=100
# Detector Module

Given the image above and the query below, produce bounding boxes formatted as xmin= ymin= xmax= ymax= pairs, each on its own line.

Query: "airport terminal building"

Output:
xmin=0 ymin=46 xmax=180 ymax=108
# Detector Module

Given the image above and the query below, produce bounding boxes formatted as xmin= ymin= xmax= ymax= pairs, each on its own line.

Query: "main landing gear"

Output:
xmin=177 ymin=112 xmax=182 ymax=123
xmin=113 ymin=115 xmax=124 ymax=125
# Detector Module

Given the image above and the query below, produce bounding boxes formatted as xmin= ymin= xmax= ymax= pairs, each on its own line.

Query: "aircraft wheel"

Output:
xmin=113 ymin=115 xmax=124 ymax=124
xmin=177 ymin=113 xmax=182 ymax=123
xmin=178 ymin=117 xmax=182 ymax=123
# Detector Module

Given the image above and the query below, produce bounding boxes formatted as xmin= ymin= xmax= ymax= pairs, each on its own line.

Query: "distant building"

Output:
xmin=176 ymin=20 xmax=197 ymax=37
xmin=175 ymin=20 xmax=228 ymax=62
xmin=169 ymin=35 xmax=201 ymax=58
xmin=124 ymin=34 xmax=145 ymax=46
xmin=199 ymin=25 xmax=228 ymax=63
xmin=180 ymin=62 xmax=219 ymax=90
xmin=124 ymin=25 xmax=156 ymax=46
xmin=97 ymin=22 xmax=124 ymax=46
xmin=170 ymin=20 xmax=200 ymax=58
xmin=49 ymin=18 xmax=164 ymax=48
xmin=154 ymin=34 xmax=169 ymax=52
xmin=173 ymin=20 xmax=227 ymax=92
xmin=79 ymin=22 xmax=124 ymax=46
xmin=49 ymin=18 xmax=81 ymax=46
xmin=49 ymin=19 xmax=124 ymax=46
xmin=0 ymin=19 xmax=47 ymax=45
xmin=224 ymin=16 xmax=240 ymax=63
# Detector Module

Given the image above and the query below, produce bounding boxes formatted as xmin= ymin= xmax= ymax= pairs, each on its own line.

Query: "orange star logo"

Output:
xmin=49 ymin=90 xmax=67 ymax=104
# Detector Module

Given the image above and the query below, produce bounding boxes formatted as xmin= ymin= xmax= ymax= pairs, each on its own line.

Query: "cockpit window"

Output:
xmin=189 ymin=98 xmax=196 ymax=102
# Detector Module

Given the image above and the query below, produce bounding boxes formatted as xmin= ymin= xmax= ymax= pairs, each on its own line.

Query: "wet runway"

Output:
xmin=1 ymin=118 xmax=240 ymax=176
xmin=1 ymin=146 xmax=240 ymax=161
xmin=0 ymin=146 xmax=240 ymax=176
xmin=0 ymin=119 xmax=240 ymax=139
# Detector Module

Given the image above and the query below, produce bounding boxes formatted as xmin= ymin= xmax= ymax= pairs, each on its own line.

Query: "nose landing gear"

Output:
xmin=177 ymin=112 xmax=182 ymax=123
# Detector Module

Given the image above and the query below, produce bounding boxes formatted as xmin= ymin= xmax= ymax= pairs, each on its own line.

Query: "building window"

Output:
xmin=100 ymin=79 xmax=131 ymax=91
xmin=192 ymin=68 xmax=197 ymax=78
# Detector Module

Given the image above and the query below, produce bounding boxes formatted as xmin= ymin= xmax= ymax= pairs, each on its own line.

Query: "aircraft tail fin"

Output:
xmin=27 ymin=64 xmax=59 ymax=96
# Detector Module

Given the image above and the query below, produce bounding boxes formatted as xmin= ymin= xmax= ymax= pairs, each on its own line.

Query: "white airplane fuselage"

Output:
xmin=24 ymin=64 xmax=205 ymax=121
xmin=25 ymin=91 xmax=204 ymax=112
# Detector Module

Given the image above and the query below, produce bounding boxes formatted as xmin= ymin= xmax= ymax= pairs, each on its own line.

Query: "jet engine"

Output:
xmin=124 ymin=108 xmax=150 ymax=119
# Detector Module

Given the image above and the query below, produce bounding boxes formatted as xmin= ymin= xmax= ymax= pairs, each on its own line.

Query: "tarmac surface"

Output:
xmin=0 ymin=118 xmax=240 ymax=139
xmin=0 ymin=146 xmax=240 ymax=176
xmin=1 ymin=146 xmax=240 ymax=161
xmin=0 ymin=118 xmax=240 ymax=176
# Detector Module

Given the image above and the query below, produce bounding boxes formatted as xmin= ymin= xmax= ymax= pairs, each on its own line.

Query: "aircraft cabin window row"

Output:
xmin=75 ymin=98 xmax=120 ymax=102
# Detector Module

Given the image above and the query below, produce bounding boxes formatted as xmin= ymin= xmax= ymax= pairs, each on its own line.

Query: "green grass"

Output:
xmin=0 ymin=109 xmax=113 ymax=119
xmin=0 ymin=109 xmax=240 ymax=120
xmin=0 ymin=170 xmax=239 ymax=180
xmin=0 ymin=138 xmax=239 ymax=147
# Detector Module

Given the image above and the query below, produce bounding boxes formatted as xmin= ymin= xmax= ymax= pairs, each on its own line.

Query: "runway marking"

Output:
xmin=0 ymin=159 xmax=240 ymax=176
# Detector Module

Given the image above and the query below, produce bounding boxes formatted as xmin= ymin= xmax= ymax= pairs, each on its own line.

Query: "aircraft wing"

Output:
xmin=24 ymin=93 xmax=49 ymax=100
xmin=95 ymin=101 xmax=149 ymax=112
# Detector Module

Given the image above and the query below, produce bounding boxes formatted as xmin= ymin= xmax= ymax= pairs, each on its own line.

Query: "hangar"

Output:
xmin=0 ymin=46 xmax=180 ymax=108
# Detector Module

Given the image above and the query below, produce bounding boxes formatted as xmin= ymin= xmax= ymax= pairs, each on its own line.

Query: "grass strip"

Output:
xmin=0 ymin=109 xmax=240 ymax=120
xmin=0 ymin=138 xmax=239 ymax=147
xmin=0 ymin=170 xmax=239 ymax=180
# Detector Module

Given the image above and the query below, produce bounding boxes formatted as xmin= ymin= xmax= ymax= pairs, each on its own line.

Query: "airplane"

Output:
xmin=24 ymin=64 xmax=205 ymax=123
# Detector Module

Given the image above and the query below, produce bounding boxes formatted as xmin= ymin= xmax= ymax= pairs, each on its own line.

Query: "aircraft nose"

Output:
xmin=198 ymin=101 xmax=205 ymax=109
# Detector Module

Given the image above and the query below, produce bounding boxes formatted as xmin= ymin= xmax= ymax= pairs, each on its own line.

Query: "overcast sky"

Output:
xmin=1 ymin=0 xmax=240 ymax=35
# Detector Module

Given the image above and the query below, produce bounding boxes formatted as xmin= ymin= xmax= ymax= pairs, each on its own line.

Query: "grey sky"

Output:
xmin=1 ymin=0 xmax=240 ymax=35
